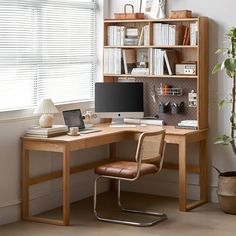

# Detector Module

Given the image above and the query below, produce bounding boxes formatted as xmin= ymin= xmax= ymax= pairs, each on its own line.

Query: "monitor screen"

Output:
xmin=95 ymin=82 xmax=144 ymax=119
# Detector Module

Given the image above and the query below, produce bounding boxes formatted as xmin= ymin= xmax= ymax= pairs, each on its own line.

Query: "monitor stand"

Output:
xmin=110 ymin=118 xmax=137 ymax=128
xmin=111 ymin=118 xmax=125 ymax=125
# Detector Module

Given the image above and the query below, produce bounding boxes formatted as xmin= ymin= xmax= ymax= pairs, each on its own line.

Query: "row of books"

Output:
xmin=104 ymin=48 xmax=150 ymax=75
xmin=25 ymin=125 xmax=68 ymax=138
xmin=107 ymin=25 xmax=150 ymax=46
xmin=104 ymin=48 xmax=124 ymax=74
xmin=107 ymin=26 xmax=126 ymax=46
xmin=153 ymin=23 xmax=198 ymax=46
xmin=104 ymin=48 xmax=179 ymax=76
xmin=152 ymin=49 xmax=178 ymax=75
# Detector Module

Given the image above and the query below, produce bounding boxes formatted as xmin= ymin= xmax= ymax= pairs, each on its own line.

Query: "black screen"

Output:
xmin=95 ymin=82 xmax=143 ymax=113
xmin=63 ymin=109 xmax=85 ymax=129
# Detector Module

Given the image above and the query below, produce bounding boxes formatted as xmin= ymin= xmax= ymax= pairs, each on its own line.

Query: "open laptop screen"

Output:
xmin=63 ymin=109 xmax=85 ymax=129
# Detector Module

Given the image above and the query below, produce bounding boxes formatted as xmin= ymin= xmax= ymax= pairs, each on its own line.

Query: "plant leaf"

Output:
xmin=212 ymin=63 xmax=221 ymax=74
xmin=215 ymin=48 xmax=228 ymax=54
xmin=219 ymin=99 xmax=225 ymax=109
xmin=214 ymin=135 xmax=233 ymax=145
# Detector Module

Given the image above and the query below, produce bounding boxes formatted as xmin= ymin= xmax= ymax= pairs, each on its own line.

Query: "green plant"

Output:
xmin=212 ymin=27 xmax=236 ymax=154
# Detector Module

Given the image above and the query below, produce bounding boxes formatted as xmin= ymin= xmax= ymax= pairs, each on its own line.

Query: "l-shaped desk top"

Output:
xmin=22 ymin=123 xmax=208 ymax=226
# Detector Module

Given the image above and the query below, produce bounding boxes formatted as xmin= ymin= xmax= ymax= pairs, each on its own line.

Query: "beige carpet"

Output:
xmin=0 ymin=192 xmax=235 ymax=236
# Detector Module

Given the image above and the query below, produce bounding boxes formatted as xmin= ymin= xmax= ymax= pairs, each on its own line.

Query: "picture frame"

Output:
xmin=140 ymin=0 xmax=166 ymax=19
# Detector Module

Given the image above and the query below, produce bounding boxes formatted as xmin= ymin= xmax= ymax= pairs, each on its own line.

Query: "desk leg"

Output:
xmin=22 ymin=147 xmax=29 ymax=219
xmin=179 ymin=138 xmax=187 ymax=211
xmin=63 ymin=146 xmax=70 ymax=226
xmin=110 ymin=143 xmax=117 ymax=191
xmin=200 ymin=139 xmax=208 ymax=203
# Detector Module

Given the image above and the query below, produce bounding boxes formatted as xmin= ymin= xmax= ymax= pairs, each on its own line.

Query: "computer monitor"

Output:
xmin=95 ymin=82 xmax=144 ymax=124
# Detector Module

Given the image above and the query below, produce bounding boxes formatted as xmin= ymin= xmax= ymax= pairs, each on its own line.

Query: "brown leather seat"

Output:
xmin=95 ymin=161 xmax=158 ymax=179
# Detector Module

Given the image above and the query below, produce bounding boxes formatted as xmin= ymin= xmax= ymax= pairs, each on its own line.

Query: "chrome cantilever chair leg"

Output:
xmin=94 ymin=177 xmax=167 ymax=227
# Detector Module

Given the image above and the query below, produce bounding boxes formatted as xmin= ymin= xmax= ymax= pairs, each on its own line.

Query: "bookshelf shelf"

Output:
xmin=103 ymin=17 xmax=208 ymax=129
xmin=104 ymin=18 xmax=199 ymax=23
xmin=104 ymin=74 xmax=198 ymax=79
xmin=104 ymin=45 xmax=197 ymax=49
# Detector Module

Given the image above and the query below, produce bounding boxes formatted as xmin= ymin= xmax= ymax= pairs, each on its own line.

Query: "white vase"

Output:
xmin=157 ymin=0 xmax=166 ymax=19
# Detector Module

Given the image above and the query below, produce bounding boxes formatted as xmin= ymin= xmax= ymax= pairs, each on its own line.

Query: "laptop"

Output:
xmin=63 ymin=109 xmax=101 ymax=134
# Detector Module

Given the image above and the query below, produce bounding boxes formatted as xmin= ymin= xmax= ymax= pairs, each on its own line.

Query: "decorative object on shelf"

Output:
xmin=176 ymin=63 xmax=197 ymax=75
xmin=188 ymin=90 xmax=197 ymax=107
xmin=34 ymin=98 xmax=59 ymax=128
xmin=114 ymin=4 xmax=144 ymax=20
xmin=141 ymin=0 xmax=166 ymax=19
xmin=169 ymin=10 xmax=192 ymax=19
xmin=212 ymin=27 xmax=236 ymax=214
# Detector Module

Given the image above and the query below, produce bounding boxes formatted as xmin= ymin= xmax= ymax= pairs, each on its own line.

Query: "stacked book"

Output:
xmin=25 ymin=125 xmax=68 ymax=138
xmin=176 ymin=120 xmax=198 ymax=129
xmin=153 ymin=23 xmax=184 ymax=46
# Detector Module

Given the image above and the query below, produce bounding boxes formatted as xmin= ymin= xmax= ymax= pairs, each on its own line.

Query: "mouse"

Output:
xmin=140 ymin=124 xmax=147 ymax=127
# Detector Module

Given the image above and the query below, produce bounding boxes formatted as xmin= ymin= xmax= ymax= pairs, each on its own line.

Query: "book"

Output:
xmin=123 ymin=49 xmax=136 ymax=74
xmin=25 ymin=131 xmax=68 ymax=138
xmin=163 ymin=50 xmax=179 ymax=75
xmin=183 ymin=26 xmax=190 ymax=45
xmin=190 ymin=22 xmax=198 ymax=45
xmin=138 ymin=26 xmax=144 ymax=46
xmin=27 ymin=125 xmax=68 ymax=134
xmin=25 ymin=125 xmax=68 ymax=137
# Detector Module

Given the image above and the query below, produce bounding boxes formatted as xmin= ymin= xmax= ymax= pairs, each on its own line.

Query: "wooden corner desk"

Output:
xmin=22 ymin=123 xmax=207 ymax=226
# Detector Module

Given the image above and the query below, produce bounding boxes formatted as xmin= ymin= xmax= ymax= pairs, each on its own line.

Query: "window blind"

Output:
xmin=0 ymin=0 xmax=96 ymax=112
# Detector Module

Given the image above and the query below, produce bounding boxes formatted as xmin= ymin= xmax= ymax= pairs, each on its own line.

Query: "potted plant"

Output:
xmin=212 ymin=27 xmax=236 ymax=214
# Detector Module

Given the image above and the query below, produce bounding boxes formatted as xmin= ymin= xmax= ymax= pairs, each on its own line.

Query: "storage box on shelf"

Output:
xmin=103 ymin=17 xmax=208 ymax=129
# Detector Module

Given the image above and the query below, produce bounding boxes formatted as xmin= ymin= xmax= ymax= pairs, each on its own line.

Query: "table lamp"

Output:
xmin=34 ymin=98 xmax=59 ymax=128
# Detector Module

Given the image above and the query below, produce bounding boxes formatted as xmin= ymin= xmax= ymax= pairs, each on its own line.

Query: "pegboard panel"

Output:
xmin=135 ymin=78 xmax=197 ymax=126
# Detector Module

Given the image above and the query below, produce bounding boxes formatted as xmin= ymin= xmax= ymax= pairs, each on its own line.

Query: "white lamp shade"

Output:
xmin=34 ymin=98 xmax=59 ymax=114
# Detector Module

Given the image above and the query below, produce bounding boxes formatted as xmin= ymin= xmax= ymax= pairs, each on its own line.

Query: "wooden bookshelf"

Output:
xmin=103 ymin=17 xmax=208 ymax=129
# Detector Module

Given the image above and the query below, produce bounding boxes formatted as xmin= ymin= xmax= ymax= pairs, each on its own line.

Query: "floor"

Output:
xmin=0 ymin=192 xmax=235 ymax=236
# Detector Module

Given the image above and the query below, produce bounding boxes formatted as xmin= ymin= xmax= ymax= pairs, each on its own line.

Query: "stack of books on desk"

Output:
xmin=176 ymin=120 xmax=198 ymax=129
xmin=25 ymin=125 xmax=68 ymax=138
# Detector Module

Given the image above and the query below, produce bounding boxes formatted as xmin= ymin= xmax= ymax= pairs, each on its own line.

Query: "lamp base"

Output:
xmin=39 ymin=114 xmax=54 ymax=128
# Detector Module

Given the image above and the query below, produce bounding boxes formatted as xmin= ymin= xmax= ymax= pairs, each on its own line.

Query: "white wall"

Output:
xmin=110 ymin=0 xmax=236 ymax=201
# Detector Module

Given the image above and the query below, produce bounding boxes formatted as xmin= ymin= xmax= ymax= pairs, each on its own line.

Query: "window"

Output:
xmin=0 ymin=0 xmax=97 ymax=112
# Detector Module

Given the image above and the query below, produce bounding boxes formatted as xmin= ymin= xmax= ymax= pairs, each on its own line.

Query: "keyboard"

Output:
xmin=109 ymin=124 xmax=137 ymax=128
xmin=80 ymin=129 xmax=101 ymax=134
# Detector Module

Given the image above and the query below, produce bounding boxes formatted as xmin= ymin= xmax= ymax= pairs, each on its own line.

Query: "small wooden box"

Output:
xmin=114 ymin=4 xmax=144 ymax=20
xmin=114 ymin=13 xmax=144 ymax=20
xmin=169 ymin=10 xmax=192 ymax=19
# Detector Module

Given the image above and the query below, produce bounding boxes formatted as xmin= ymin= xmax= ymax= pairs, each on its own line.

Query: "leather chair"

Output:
xmin=94 ymin=130 xmax=167 ymax=226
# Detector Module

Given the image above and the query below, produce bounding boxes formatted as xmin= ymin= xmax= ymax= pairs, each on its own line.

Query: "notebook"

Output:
xmin=63 ymin=109 xmax=101 ymax=134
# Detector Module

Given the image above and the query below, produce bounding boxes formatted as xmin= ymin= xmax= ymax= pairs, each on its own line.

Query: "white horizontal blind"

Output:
xmin=0 ymin=0 xmax=96 ymax=112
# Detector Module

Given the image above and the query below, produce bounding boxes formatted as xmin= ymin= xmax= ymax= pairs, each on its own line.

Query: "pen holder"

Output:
xmin=171 ymin=102 xmax=185 ymax=114
xmin=159 ymin=102 xmax=170 ymax=113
